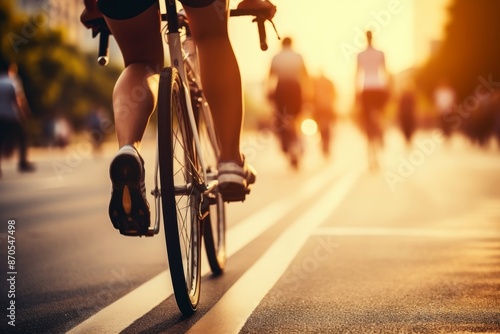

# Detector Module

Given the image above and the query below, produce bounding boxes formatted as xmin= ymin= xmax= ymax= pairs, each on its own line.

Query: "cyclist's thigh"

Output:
xmin=182 ymin=0 xmax=229 ymax=40
xmin=100 ymin=2 xmax=163 ymax=67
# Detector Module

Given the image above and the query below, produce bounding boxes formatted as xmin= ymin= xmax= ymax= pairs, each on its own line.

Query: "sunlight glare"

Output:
xmin=301 ymin=119 xmax=318 ymax=136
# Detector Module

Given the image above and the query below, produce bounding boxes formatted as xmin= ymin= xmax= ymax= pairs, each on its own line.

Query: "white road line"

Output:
xmin=67 ymin=163 xmax=352 ymax=334
xmin=313 ymin=226 xmax=500 ymax=238
xmin=67 ymin=271 xmax=172 ymax=334
xmin=186 ymin=169 xmax=361 ymax=334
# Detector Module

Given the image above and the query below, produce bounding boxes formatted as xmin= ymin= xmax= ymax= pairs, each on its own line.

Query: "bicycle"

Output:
xmin=92 ymin=1 xmax=278 ymax=316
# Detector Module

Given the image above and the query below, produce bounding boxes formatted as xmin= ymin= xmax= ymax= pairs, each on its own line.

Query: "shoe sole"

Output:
xmin=218 ymin=174 xmax=250 ymax=202
xmin=109 ymin=154 xmax=150 ymax=236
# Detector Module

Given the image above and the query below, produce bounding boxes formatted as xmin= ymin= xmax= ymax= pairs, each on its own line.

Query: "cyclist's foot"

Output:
xmin=217 ymin=159 xmax=256 ymax=202
xmin=108 ymin=145 xmax=151 ymax=236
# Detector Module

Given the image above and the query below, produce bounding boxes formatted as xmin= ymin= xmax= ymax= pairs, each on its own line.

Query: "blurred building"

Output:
xmin=16 ymin=0 xmax=93 ymax=50
xmin=413 ymin=0 xmax=452 ymax=66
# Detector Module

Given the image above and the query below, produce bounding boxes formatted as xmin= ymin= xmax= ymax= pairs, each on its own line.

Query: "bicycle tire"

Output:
xmin=158 ymin=67 xmax=202 ymax=315
xmin=194 ymin=99 xmax=227 ymax=275
xmin=204 ymin=194 xmax=226 ymax=275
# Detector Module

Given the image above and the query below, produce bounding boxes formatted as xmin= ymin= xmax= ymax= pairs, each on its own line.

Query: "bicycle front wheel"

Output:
xmin=158 ymin=67 xmax=202 ymax=315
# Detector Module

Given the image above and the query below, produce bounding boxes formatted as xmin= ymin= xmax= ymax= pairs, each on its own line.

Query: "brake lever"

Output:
xmin=252 ymin=16 xmax=280 ymax=51
xmin=268 ymin=19 xmax=281 ymax=41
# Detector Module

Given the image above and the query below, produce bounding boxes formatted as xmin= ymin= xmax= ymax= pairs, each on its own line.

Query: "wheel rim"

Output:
xmin=171 ymin=80 xmax=201 ymax=302
xmin=159 ymin=68 xmax=202 ymax=314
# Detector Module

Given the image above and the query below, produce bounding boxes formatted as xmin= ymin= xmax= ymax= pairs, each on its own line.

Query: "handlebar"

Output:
xmin=92 ymin=8 xmax=279 ymax=65
xmin=230 ymin=8 xmax=279 ymax=51
xmin=97 ymin=28 xmax=110 ymax=66
xmin=85 ymin=18 xmax=110 ymax=66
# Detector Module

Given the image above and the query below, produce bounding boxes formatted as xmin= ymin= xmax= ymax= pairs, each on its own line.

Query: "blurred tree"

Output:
xmin=0 ymin=0 xmax=120 ymax=144
xmin=416 ymin=0 xmax=500 ymax=102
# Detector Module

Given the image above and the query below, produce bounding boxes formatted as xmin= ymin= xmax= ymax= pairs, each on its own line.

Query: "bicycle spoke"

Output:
xmin=158 ymin=67 xmax=202 ymax=315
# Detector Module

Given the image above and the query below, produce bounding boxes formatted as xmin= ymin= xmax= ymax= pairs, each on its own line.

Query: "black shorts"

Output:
xmin=98 ymin=0 xmax=217 ymax=20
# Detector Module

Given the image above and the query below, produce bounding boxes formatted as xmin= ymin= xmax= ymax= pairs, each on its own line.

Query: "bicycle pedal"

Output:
xmin=111 ymin=209 xmax=151 ymax=237
xmin=220 ymin=187 xmax=251 ymax=203
xmin=118 ymin=220 xmax=151 ymax=237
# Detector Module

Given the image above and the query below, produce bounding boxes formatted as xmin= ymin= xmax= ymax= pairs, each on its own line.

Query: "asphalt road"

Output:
xmin=1 ymin=122 xmax=499 ymax=333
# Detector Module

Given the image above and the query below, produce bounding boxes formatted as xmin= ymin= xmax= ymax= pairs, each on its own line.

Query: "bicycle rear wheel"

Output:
xmin=158 ymin=67 xmax=202 ymax=315
xmin=195 ymin=98 xmax=227 ymax=275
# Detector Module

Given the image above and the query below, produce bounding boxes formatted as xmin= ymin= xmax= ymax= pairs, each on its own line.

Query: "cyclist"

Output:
xmin=355 ymin=30 xmax=390 ymax=170
xmin=267 ymin=36 xmax=310 ymax=169
xmin=80 ymin=0 xmax=276 ymax=235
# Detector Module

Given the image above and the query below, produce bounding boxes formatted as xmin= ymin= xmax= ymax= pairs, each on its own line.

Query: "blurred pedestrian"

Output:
xmin=492 ymin=90 xmax=500 ymax=148
xmin=355 ymin=30 xmax=390 ymax=170
xmin=433 ymin=78 xmax=456 ymax=138
xmin=268 ymin=36 xmax=310 ymax=169
xmin=85 ymin=104 xmax=109 ymax=153
xmin=0 ymin=57 xmax=35 ymax=177
xmin=312 ymin=72 xmax=336 ymax=158
xmin=53 ymin=114 xmax=72 ymax=148
xmin=473 ymin=89 xmax=500 ymax=147
xmin=397 ymin=79 xmax=417 ymax=146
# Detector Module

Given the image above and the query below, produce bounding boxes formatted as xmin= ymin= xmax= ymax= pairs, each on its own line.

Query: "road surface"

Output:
xmin=1 ymin=122 xmax=499 ymax=333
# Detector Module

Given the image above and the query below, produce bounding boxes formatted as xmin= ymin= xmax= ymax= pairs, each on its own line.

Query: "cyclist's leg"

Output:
xmin=182 ymin=1 xmax=256 ymax=201
xmin=99 ymin=1 xmax=163 ymax=234
xmin=182 ymin=1 xmax=243 ymax=164
xmin=102 ymin=3 xmax=164 ymax=149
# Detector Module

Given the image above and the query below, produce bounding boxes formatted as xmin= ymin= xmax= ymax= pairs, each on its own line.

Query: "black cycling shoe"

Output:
xmin=217 ymin=159 xmax=256 ymax=202
xmin=108 ymin=145 xmax=150 ymax=236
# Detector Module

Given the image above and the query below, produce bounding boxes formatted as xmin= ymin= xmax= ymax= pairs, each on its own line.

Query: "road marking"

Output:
xmin=67 ymin=271 xmax=172 ymax=334
xmin=313 ymin=226 xmax=500 ymax=238
xmin=67 ymin=162 xmax=354 ymax=333
xmin=186 ymin=169 xmax=361 ymax=334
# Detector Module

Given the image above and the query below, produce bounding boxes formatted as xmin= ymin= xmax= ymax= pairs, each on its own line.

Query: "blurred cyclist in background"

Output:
xmin=268 ymin=36 xmax=310 ymax=170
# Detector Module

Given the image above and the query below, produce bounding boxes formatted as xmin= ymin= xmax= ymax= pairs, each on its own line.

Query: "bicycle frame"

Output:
xmin=163 ymin=0 xmax=209 ymax=182
xmin=148 ymin=0 xmax=219 ymax=235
